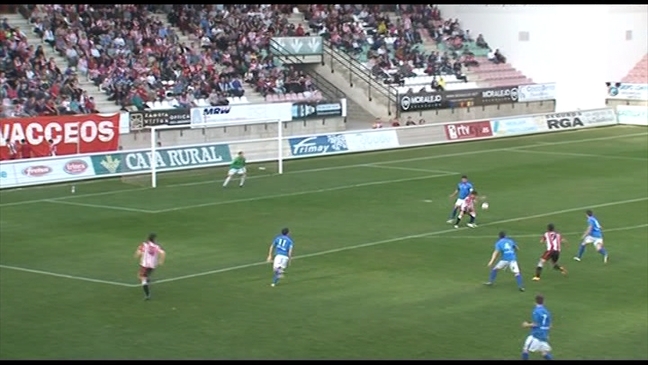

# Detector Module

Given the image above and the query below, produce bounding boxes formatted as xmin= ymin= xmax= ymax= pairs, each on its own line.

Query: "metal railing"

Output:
xmin=269 ymin=38 xmax=346 ymax=101
xmin=321 ymin=42 xmax=399 ymax=116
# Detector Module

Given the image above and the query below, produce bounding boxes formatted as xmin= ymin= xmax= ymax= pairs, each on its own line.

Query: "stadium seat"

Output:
xmin=621 ymin=54 xmax=648 ymax=83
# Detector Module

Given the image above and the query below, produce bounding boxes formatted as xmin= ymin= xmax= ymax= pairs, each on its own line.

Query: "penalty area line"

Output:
xmin=150 ymin=172 xmax=459 ymax=213
xmin=44 ymin=199 xmax=157 ymax=213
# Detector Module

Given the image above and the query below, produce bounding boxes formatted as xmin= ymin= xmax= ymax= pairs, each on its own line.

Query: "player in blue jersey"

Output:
xmin=447 ymin=175 xmax=474 ymax=223
xmin=521 ymin=294 xmax=554 ymax=360
xmin=574 ymin=210 xmax=608 ymax=263
xmin=486 ymin=231 xmax=525 ymax=291
xmin=266 ymin=228 xmax=294 ymax=287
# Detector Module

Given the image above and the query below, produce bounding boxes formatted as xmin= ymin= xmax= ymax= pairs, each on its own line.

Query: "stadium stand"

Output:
xmin=621 ymin=54 xmax=647 ymax=84
xmin=300 ymin=4 xmax=533 ymax=94
xmin=1 ymin=13 xmax=102 ymax=118
xmin=162 ymin=4 xmax=324 ymax=108
xmin=3 ymin=4 xmax=539 ymax=117
xmin=6 ymin=5 xmax=326 ymax=114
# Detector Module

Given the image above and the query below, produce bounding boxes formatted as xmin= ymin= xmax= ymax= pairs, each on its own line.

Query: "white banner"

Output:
xmin=1 ymin=156 xmax=94 ymax=189
xmin=191 ymin=102 xmax=293 ymax=126
xmin=517 ymin=83 xmax=556 ymax=102
xmin=344 ymin=130 xmax=400 ymax=152
xmin=491 ymin=117 xmax=542 ymax=136
xmin=607 ymin=83 xmax=648 ymax=101
xmin=542 ymin=109 xmax=617 ymax=132
xmin=0 ymin=164 xmax=17 ymax=188
xmin=119 ymin=112 xmax=131 ymax=134
xmin=617 ymin=105 xmax=648 ymax=126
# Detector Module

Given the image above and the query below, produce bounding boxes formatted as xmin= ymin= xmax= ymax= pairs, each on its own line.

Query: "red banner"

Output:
xmin=0 ymin=113 xmax=120 ymax=160
xmin=444 ymin=121 xmax=493 ymax=141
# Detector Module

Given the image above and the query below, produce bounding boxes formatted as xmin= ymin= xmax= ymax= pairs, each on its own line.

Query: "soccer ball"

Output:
xmin=481 ymin=202 xmax=489 ymax=210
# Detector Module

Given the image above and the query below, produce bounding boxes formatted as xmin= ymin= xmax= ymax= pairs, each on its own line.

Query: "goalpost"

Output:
xmin=135 ymin=118 xmax=284 ymax=188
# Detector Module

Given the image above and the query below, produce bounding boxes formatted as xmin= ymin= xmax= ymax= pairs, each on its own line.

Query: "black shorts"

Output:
xmin=541 ymin=250 xmax=560 ymax=263
xmin=139 ymin=266 xmax=154 ymax=278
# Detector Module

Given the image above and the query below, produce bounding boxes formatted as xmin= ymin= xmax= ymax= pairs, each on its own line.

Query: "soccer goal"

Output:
xmin=124 ymin=118 xmax=285 ymax=188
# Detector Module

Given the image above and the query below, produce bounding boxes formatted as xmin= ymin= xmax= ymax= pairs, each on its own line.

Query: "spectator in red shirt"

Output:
xmin=19 ymin=139 xmax=31 ymax=159
xmin=295 ymin=24 xmax=306 ymax=37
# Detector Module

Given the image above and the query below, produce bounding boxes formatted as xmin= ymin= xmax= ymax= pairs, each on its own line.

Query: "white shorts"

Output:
xmin=494 ymin=260 xmax=520 ymax=274
xmin=454 ymin=198 xmax=465 ymax=207
xmin=584 ymin=236 xmax=603 ymax=246
xmin=228 ymin=167 xmax=246 ymax=176
xmin=523 ymin=335 xmax=552 ymax=353
xmin=273 ymin=254 xmax=289 ymax=270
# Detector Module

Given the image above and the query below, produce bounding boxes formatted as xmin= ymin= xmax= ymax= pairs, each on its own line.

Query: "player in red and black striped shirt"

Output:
xmin=533 ymin=223 xmax=567 ymax=281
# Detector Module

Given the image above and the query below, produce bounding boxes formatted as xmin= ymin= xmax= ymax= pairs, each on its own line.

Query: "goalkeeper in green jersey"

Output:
xmin=223 ymin=151 xmax=247 ymax=188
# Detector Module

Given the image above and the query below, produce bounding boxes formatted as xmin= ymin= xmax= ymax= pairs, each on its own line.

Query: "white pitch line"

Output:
xmin=44 ymin=199 xmax=156 ymax=213
xmin=151 ymin=173 xmax=459 ymax=213
xmin=2 ymin=198 xmax=646 ymax=288
xmin=149 ymin=196 xmax=648 ymax=285
xmin=427 ymin=223 xmax=648 ymax=239
xmin=0 ymin=264 xmax=134 ymax=287
xmin=509 ymin=148 xmax=648 ymax=162
xmin=363 ymin=164 xmax=458 ymax=174
xmin=0 ymin=130 xmax=645 ymax=208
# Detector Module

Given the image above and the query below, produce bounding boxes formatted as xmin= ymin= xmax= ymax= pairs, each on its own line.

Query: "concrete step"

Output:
xmin=283 ymin=13 xmax=394 ymax=118
xmin=345 ymin=99 xmax=376 ymax=129
xmin=3 ymin=14 xmax=25 ymax=22
xmin=310 ymin=61 xmax=394 ymax=119
xmin=277 ymin=55 xmax=322 ymax=64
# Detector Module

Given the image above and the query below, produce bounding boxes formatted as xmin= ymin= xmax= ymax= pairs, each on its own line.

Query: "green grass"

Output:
xmin=1 ymin=126 xmax=647 ymax=359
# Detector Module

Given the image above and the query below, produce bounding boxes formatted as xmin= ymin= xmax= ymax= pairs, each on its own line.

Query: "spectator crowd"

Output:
xmin=1 ymin=4 xmax=324 ymax=118
xmin=301 ymin=4 xmax=503 ymax=88
xmin=1 ymin=3 xmax=506 ymax=119
xmin=1 ymin=15 xmax=98 ymax=118
xmin=167 ymin=5 xmax=320 ymax=104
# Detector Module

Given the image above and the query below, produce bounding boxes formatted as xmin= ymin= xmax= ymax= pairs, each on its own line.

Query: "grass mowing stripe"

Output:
xmin=1 ymin=130 xmax=644 ymax=208
xmin=149 ymin=197 xmax=648 ymax=285
xmin=2 ymin=200 xmax=645 ymax=289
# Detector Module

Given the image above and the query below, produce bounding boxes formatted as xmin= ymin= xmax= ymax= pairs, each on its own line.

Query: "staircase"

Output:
xmin=4 ymin=12 xmax=120 ymax=113
xmin=283 ymin=12 xmax=394 ymax=120
xmin=150 ymin=12 xmax=267 ymax=105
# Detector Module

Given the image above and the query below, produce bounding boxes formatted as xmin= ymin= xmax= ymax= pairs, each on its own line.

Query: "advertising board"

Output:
xmin=444 ymin=121 xmax=493 ymax=141
xmin=292 ymin=101 xmax=343 ymax=120
xmin=491 ymin=117 xmax=541 ymax=137
xmin=0 ymin=108 xmax=619 ymax=189
xmin=1 ymin=156 xmax=94 ymax=188
xmin=399 ymin=86 xmax=520 ymax=112
xmin=544 ymin=109 xmax=617 ymax=131
xmin=129 ymin=109 xmax=191 ymax=130
xmin=191 ymin=103 xmax=293 ymax=126
xmin=0 ymin=113 xmax=120 ymax=160
xmin=91 ymin=144 xmax=232 ymax=175
xmin=517 ymin=83 xmax=556 ymax=103
xmin=616 ymin=105 xmax=648 ymax=126
xmin=606 ymin=83 xmax=648 ymax=101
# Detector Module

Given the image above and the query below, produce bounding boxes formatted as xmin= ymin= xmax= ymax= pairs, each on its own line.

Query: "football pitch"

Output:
xmin=0 ymin=125 xmax=647 ymax=359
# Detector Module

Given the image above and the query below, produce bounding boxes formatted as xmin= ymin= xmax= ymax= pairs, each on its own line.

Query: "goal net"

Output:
xmin=119 ymin=119 xmax=284 ymax=188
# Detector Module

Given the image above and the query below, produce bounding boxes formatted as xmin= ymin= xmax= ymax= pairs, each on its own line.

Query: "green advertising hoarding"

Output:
xmin=91 ymin=144 xmax=232 ymax=175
